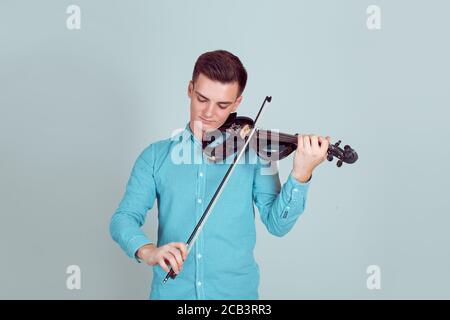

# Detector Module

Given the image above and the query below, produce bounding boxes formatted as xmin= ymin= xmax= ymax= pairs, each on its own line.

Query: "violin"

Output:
xmin=202 ymin=107 xmax=358 ymax=167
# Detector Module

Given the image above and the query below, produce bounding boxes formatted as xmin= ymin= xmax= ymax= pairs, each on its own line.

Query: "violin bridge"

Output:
xmin=240 ymin=124 xmax=251 ymax=139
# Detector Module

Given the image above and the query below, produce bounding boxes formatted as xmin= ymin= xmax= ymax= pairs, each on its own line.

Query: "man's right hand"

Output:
xmin=136 ymin=242 xmax=188 ymax=275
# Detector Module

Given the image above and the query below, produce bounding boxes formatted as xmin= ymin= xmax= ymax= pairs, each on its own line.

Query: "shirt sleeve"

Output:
xmin=109 ymin=144 xmax=157 ymax=262
xmin=252 ymin=158 xmax=311 ymax=237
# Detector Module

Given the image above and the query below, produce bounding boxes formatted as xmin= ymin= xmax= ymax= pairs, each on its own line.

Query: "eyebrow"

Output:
xmin=195 ymin=90 xmax=234 ymax=105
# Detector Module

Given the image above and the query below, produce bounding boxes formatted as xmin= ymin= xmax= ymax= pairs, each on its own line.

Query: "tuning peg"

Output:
xmin=336 ymin=160 xmax=343 ymax=167
xmin=344 ymin=145 xmax=350 ymax=151
xmin=327 ymin=154 xmax=333 ymax=161
xmin=334 ymin=140 xmax=341 ymax=147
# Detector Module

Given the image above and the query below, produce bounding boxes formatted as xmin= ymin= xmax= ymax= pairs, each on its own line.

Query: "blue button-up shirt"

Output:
xmin=110 ymin=122 xmax=311 ymax=299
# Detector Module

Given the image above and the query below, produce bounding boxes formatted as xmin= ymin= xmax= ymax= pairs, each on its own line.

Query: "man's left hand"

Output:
xmin=291 ymin=134 xmax=331 ymax=183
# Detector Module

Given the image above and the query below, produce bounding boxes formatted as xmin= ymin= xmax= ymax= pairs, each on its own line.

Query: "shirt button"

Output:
xmin=293 ymin=188 xmax=299 ymax=192
xmin=199 ymin=172 xmax=204 ymax=177
xmin=197 ymin=198 xmax=202 ymax=204
xmin=197 ymin=253 xmax=202 ymax=259
xmin=286 ymin=206 xmax=290 ymax=210
xmin=197 ymin=281 xmax=202 ymax=286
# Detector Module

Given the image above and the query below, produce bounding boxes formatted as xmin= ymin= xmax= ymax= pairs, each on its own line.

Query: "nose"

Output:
xmin=203 ymin=102 xmax=214 ymax=118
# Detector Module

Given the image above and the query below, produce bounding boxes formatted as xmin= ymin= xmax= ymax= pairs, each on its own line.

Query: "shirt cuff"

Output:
xmin=279 ymin=173 xmax=312 ymax=219
xmin=287 ymin=172 xmax=312 ymax=188
xmin=126 ymin=235 xmax=153 ymax=263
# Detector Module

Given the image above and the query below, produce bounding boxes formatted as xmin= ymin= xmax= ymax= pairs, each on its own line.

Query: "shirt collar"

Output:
xmin=181 ymin=122 xmax=202 ymax=147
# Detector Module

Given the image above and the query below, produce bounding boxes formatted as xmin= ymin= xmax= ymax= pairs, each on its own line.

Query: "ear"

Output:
xmin=188 ymin=81 xmax=194 ymax=98
xmin=231 ymin=95 xmax=243 ymax=113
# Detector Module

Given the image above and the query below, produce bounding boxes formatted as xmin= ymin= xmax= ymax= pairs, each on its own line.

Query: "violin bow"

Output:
xmin=162 ymin=96 xmax=272 ymax=284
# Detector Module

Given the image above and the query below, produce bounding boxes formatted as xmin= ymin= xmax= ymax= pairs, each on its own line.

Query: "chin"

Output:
xmin=192 ymin=120 xmax=211 ymax=132
xmin=197 ymin=118 xmax=216 ymax=129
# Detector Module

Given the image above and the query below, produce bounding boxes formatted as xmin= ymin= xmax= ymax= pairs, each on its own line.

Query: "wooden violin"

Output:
xmin=202 ymin=107 xmax=358 ymax=167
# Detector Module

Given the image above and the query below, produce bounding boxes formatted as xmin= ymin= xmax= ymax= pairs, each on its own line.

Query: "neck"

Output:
xmin=189 ymin=121 xmax=206 ymax=142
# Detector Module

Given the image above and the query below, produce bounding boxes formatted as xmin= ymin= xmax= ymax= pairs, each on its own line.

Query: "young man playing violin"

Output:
xmin=110 ymin=50 xmax=330 ymax=299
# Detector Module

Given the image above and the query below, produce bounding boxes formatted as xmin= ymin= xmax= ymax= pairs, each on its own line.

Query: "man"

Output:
xmin=110 ymin=50 xmax=330 ymax=299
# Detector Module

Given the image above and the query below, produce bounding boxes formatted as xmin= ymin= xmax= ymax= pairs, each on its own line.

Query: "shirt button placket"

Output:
xmin=195 ymin=162 xmax=206 ymax=299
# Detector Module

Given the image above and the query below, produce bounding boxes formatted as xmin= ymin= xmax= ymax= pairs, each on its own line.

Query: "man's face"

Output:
xmin=188 ymin=73 xmax=242 ymax=136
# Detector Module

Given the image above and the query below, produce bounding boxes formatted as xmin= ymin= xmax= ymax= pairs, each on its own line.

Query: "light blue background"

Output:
xmin=1 ymin=0 xmax=449 ymax=299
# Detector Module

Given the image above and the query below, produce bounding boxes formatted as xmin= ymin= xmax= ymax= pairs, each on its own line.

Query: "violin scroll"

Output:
xmin=325 ymin=139 xmax=358 ymax=167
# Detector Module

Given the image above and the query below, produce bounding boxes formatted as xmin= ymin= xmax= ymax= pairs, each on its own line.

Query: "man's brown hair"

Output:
xmin=192 ymin=50 xmax=247 ymax=97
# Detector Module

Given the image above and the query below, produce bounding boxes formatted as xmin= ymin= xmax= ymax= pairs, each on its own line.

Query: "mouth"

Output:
xmin=199 ymin=117 xmax=214 ymax=124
